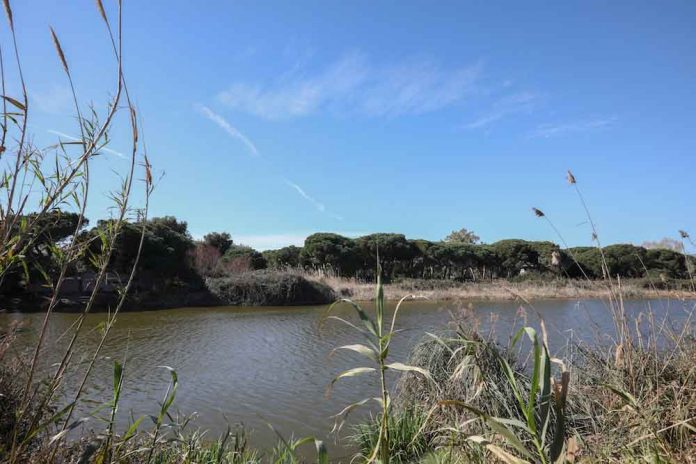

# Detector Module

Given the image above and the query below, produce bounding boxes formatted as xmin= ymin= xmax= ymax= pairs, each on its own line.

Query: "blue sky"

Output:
xmin=7 ymin=1 xmax=696 ymax=249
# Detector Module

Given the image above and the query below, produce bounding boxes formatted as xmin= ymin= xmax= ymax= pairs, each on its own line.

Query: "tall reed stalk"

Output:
xmin=0 ymin=1 xmax=153 ymax=461
xmin=327 ymin=259 xmax=432 ymax=463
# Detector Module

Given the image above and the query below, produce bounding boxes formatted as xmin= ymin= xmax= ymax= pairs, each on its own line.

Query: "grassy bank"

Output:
xmin=343 ymin=297 xmax=696 ymax=463
xmin=303 ymin=272 xmax=696 ymax=302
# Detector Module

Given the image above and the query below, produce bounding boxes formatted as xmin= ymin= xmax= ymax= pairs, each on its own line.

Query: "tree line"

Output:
xmin=271 ymin=232 xmax=695 ymax=281
xmin=3 ymin=213 xmax=693 ymax=298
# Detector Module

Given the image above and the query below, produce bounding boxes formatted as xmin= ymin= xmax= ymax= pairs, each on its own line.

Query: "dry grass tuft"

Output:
xmin=49 ymin=27 xmax=69 ymax=75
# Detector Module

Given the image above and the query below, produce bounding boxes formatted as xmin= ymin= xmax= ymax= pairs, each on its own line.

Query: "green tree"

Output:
xmin=221 ymin=244 xmax=267 ymax=272
xmin=355 ymin=233 xmax=419 ymax=280
xmin=203 ymin=231 xmax=233 ymax=255
xmin=568 ymin=247 xmax=603 ymax=278
xmin=1 ymin=210 xmax=87 ymax=292
xmin=263 ymin=245 xmax=302 ymax=269
xmin=300 ymin=233 xmax=360 ymax=276
xmin=443 ymin=228 xmax=480 ymax=244
xmin=407 ymin=239 xmax=435 ymax=278
xmin=84 ymin=216 xmax=195 ymax=284
xmin=602 ymin=244 xmax=647 ymax=278
xmin=645 ymin=247 xmax=689 ymax=278
xmin=489 ymin=239 xmax=541 ymax=277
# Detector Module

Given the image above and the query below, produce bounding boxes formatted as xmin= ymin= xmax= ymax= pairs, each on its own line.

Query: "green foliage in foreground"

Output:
xmin=353 ymin=408 xmax=431 ymax=464
xmin=387 ymin=317 xmax=696 ymax=463
xmin=327 ymin=268 xmax=433 ymax=464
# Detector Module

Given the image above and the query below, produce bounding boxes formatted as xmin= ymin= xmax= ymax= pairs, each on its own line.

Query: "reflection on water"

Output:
xmin=1 ymin=297 xmax=693 ymax=455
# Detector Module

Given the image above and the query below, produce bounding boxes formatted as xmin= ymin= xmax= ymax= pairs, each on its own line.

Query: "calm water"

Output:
xmin=1 ymin=298 xmax=693 ymax=457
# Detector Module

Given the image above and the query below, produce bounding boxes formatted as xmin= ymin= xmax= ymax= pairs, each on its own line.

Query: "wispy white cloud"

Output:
xmin=530 ymin=116 xmax=617 ymax=138
xmin=197 ymin=105 xmax=259 ymax=156
xmin=195 ymin=105 xmax=343 ymax=218
xmin=285 ymin=179 xmax=326 ymax=213
xmin=196 ymin=107 xmax=343 ymax=219
xmin=284 ymin=179 xmax=345 ymax=221
xmin=217 ymin=53 xmax=482 ymax=119
xmin=464 ymin=92 xmax=539 ymax=130
xmin=47 ymin=129 xmax=125 ymax=158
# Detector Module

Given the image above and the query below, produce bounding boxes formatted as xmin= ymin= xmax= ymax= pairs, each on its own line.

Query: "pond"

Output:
xmin=1 ymin=297 xmax=693 ymax=458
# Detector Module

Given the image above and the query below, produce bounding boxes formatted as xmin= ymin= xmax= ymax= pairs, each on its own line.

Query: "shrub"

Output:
xmin=206 ymin=270 xmax=335 ymax=306
xmin=220 ymin=245 xmax=267 ymax=273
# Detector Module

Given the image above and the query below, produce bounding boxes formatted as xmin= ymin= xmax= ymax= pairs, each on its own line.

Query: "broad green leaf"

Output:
xmin=385 ymin=362 xmax=433 ymax=382
xmin=332 ymin=344 xmax=378 ymax=362
xmin=122 ymin=416 xmax=144 ymax=442
xmin=330 ymin=398 xmax=373 ymax=432
xmin=327 ymin=299 xmax=378 ymax=337
xmin=328 ymin=367 xmax=376 ymax=392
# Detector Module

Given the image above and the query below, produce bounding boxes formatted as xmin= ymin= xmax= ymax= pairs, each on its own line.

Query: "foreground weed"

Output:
xmin=327 ymin=264 xmax=433 ymax=463
xmin=352 ymin=407 xmax=431 ymax=464
xmin=430 ymin=325 xmax=572 ymax=464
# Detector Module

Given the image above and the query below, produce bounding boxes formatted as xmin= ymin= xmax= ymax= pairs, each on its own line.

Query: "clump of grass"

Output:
xmin=0 ymin=325 xmax=49 ymax=459
xmin=352 ymin=407 xmax=431 ymax=464
xmin=51 ymin=426 xmax=262 ymax=464
xmin=395 ymin=324 xmax=575 ymax=464
xmin=570 ymin=307 xmax=696 ymax=462
xmin=0 ymin=0 xmax=155 ymax=461
xmin=397 ymin=326 xmax=525 ymax=424
xmin=131 ymin=428 xmax=261 ymax=464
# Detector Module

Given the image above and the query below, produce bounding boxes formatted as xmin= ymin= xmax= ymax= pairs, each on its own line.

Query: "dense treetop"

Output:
xmin=3 ymin=213 xmax=693 ymax=295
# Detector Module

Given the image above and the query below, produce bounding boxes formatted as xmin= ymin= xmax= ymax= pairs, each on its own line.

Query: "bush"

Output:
xmin=220 ymin=245 xmax=267 ymax=273
xmin=206 ymin=271 xmax=335 ymax=306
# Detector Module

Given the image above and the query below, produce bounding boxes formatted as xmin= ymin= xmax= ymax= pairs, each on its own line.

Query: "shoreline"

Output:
xmin=2 ymin=277 xmax=694 ymax=314
xmin=310 ymin=276 xmax=696 ymax=303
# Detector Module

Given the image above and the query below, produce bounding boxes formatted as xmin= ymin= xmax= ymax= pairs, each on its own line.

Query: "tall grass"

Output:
xmin=381 ymin=171 xmax=696 ymax=463
xmin=326 ymin=262 xmax=432 ymax=463
xmin=0 ymin=0 xmax=153 ymax=461
xmin=352 ymin=407 xmax=431 ymax=464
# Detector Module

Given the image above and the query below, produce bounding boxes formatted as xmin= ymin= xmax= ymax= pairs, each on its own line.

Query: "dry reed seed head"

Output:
xmin=130 ymin=107 xmax=138 ymax=142
xmin=49 ymin=27 xmax=70 ymax=75
xmin=144 ymin=154 xmax=152 ymax=185
xmin=2 ymin=0 xmax=12 ymax=30
xmin=95 ymin=0 xmax=108 ymax=24
xmin=532 ymin=207 xmax=545 ymax=217
xmin=679 ymin=230 xmax=690 ymax=239
xmin=567 ymin=170 xmax=577 ymax=185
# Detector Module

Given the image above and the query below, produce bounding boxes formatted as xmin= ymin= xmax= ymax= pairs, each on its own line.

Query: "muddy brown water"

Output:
xmin=1 ymin=297 xmax=693 ymax=458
